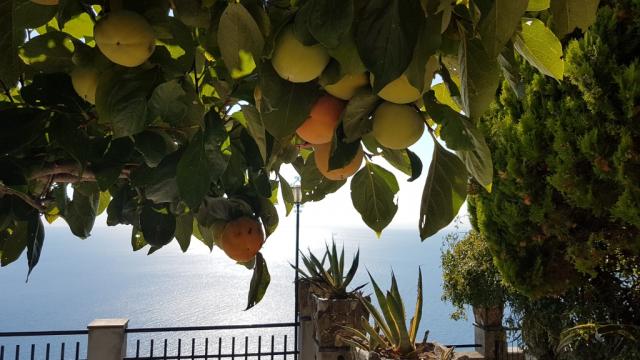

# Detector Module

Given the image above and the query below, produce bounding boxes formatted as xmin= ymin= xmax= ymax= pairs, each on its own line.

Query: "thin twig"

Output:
xmin=0 ymin=185 xmax=46 ymax=212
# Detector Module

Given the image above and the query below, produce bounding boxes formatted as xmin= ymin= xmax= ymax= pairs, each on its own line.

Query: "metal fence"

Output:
xmin=0 ymin=322 xmax=299 ymax=360
xmin=505 ymin=327 xmax=526 ymax=360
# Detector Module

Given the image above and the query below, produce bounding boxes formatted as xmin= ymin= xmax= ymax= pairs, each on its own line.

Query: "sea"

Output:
xmin=0 ymin=214 xmax=475 ymax=358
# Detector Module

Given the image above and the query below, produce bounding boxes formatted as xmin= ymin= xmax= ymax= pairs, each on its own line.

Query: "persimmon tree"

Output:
xmin=0 ymin=0 xmax=597 ymax=308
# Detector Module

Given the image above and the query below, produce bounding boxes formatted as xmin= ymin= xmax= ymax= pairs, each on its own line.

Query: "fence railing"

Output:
xmin=123 ymin=322 xmax=299 ymax=360
xmin=0 ymin=330 xmax=88 ymax=360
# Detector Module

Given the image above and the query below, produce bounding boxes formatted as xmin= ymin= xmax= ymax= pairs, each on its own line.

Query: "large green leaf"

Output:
xmin=246 ymin=252 xmax=270 ymax=310
xmin=26 ymin=214 xmax=44 ymax=278
xmin=278 ymin=175 xmax=294 ymax=216
xmin=297 ymin=0 xmax=354 ymax=49
xmin=0 ymin=1 xmax=23 ymax=87
xmin=140 ymin=203 xmax=176 ymax=248
xmin=459 ymin=37 xmax=501 ymax=119
xmin=19 ymin=31 xmax=86 ymax=73
xmin=354 ymin=0 xmax=424 ymax=92
xmin=423 ymin=91 xmax=475 ymax=151
xmin=405 ymin=13 xmax=441 ymax=91
xmin=350 ymin=162 xmax=399 ymax=234
xmin=148 ymin=79 xmax=204 ymax=128
xmin=174 ymin=213 xmax=193 ymax=253
xmin=177 ymin=131 xmax=211 ymax=210
xmin=0 ymin=221 xmax=28 ymax=267
xmin=217 ymin=3 xmax=264 ymax=77
xmin=59 ymin=182 xmax=100 ymax=239
xmin=341 ymin=89 xmax=379 ymax=143
xmin=95 ymin=67 xmax=163 ymax=138
xmin=513 ymin=18 xmax=564 ymax=80
xmin=419 ymin=139 xmax=467 ymax=239
xmin=241 ymin=105 xmax=267 ymax=163
xmin=550 ymin=0 xmax=600 ymax=37
xmin=527 ymin=0 xmax=550 ymax=11
xmin=293 ymin=157 xmax=346 ymax=203
xmin=478 ymin=0 xmax=528 ymax=58
xmin=258 ymin=64 xmax=320 ymax=139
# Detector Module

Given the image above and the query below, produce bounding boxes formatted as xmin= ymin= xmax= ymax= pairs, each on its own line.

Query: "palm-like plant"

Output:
xmin=294 ymin=240 xmax=364 ymax=299
xmin=341 ymin=269 xmax=453 ymax=360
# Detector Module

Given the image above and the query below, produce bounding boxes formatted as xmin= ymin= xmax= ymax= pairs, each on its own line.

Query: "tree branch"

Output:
xmin=0 ymin=185 xmax=46 ymax=212
xmin=28 ymin=162 xmax=134 ymax=183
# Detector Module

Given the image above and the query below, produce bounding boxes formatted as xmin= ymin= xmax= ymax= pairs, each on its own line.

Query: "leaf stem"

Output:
xmin=0 ymin=185 xmax=46 ymax=212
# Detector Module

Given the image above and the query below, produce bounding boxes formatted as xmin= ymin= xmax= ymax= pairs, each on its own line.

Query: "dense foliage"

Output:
xmin=441 ymin=230 xmax=507 ymax=320
xmin=0 ymin=0 xmax=598 ymax=308
xmin=464 ymin=0 xmax=640 ymax=357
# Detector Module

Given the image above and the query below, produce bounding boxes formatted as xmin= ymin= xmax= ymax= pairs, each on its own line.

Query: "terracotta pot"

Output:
xmin=472 ymin=305 xmax=504 ymax=328
xmin=312 ymin=293 xmax=368 ymax=348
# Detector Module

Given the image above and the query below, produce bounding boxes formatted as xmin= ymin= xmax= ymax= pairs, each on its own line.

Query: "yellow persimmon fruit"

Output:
xmin=220 ymin=217 xmax=265 ymax=263
xmin=271 ymin=26 xmax=330 ymax=83
xmin=30 ymin=0 xmax=59 ymax=5
xmin=372 ymin=102 xmax=424 ymax=150
xmin=372 ymin=74 xmax=422 ymax=104
xmin=296 ymin=95 xmax=345 ymax=145
xmin=94 ymin=10 xmax=156 ymax=67
xmin=323 ymin=72 xmax=369 ymax=100
xmin=314 ymin=142 xmax=364 ymax=181
xmin=70 ymin=66 xmax=100 ymax=104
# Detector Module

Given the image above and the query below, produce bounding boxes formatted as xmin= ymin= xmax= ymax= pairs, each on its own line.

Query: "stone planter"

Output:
xmin=472 ymin=305 xmax=503 ymax=327
xmin=353 ymin=342 xmax=459 ymax=360
xmin=312 ymin=293 xmax=368 ymax=348
xmin=298 ymin=278 xmax=324 ymax=320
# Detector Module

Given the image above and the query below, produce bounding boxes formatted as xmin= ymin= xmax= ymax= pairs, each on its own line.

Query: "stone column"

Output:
xmin=474 ymin=324 xmax=507 ymax=360
xmin=87 ymin=319 xmax=129 ymax=360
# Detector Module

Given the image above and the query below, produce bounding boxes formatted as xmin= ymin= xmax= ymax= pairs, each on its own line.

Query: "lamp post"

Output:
xmin=292 ymin=183 xmax=302 ymax=360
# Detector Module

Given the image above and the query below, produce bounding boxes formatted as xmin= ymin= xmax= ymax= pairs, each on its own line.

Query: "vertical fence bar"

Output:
xmin=60 ymin=343 xmax=64 ymax=360
xmin=14 ymin=345 xmax=19 ymax=360
xmin=257 ymin=337 xmax=262 ymax=360
xmin=244 ymin=337 xmax=248 ymax=360
xmin=136 ymin=340 xmax=141 ymax=359
xmin=150 ymin=339 xmax=154 ymax=359
xmin=45 ymin=344 xmax=50 ymax=360
xmin=30 ymin=344 xmax=35 ymax=360
xmin=191 ymin=338 xmax=195 ymax=360
xmin=204 ymin=338 xmax=209 ymax=360
xmin=163 ymin=339 xmax=168 ymax=360
xmin=74 ymin=342 xmax=79 ymax=360
xmin=217 ymin=338 xmax=222 ymax=360
xmin=283 ymin=336 xmax=287 ymax=360
xmin=231 ymin=337 xmax=235 ymax=359
xmin=270 ymin=336 xmax=274 ymax=360
xmin=1 ymin=345 xmax=4 ymax=360
xmin=178 ymin=339 xmax=182 ymax=359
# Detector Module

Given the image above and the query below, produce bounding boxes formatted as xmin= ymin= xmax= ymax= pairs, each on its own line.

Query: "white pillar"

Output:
xmin=87 ymin=319 xmax=129 ymax=360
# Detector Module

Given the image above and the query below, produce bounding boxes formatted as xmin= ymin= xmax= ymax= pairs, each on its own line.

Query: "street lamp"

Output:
xmin=292 ymin=182 xmax=302 ymax=360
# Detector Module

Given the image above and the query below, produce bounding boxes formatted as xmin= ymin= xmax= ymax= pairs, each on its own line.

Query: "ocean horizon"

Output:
xmin=0 ymin=213 xmax=475 ymax=357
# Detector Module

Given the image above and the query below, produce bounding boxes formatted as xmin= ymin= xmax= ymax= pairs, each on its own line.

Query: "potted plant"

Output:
xmin=295 ymin=241 xmax=367 ymax=348
xmin=340 ymin=269 xmax=456 ymax=360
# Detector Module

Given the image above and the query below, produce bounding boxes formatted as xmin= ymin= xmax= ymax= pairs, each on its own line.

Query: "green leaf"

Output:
xmin=326 ymin=29 xmax=367 ymax=75
xmin=278 ymin=175 xmax=294 ymax=216
xmin=459 ymin=37 xmax=501 ymax=119
xmin=61 ymin=182 xmax=100 ymax=239
xmin=19 ymin=31 xmax=85 ymax=73
xmin=0 ymin=108 xmax=48 ymax=155
xmin=405 ymin=13 xmax=442 ymax=91
xmin=197 ymin=220 xmax=225 ymax=251
xmin=258 ymin=63 xmax=320 ymax=139
xmin=293 ymin=157 xmax=346 ymax=203
xmin=0 ymin=0 xmax=25 ymax=88
xmin=217 ymin=3 xmax=264 ymax=77
xmin=13 ymin=0 xmax=57 ymax=28
xmin=246 ymin=252 xmax=270 ymax=310
xmin=297 ymin=0 xmax=354 ymax=49
xmin=131 ymin=227 xmax=147 ymax=251
xmin=147 ymin=79 xmax=204 ymax=128
xmin=241 ymin=105 xmax=267 ymax=163
xmin=140 ymin=203 xmax=176 ymax=248
xmin=527 ymin=0 xmax=550 ymax=11
xmin=350 ymin=162 xmax=399 ymax=234
xmin=26 ymin=214 xmax=44 ymax=279
xmin=95 ymin=67 xmax=163 ymax=138
xmin=423 ymin=91 xmax=475 ymax=151
xmin=0 ymin=221 xmax=28 ymax=267
xmin=354 ymin=0 xmax=424 ymax=92
xmin=329 ymin=128 xmax=360 ymax=170
xmin=175 ymin=213 xmax=193 ymax=253
xmin=513 ymin=18 xmax=564 ymax=80
xmin=419 ymin=139 xmax=467 ymax=239
xmin=134 ymin=130 xmax=176 ymax=168
xmin=550 ymin=0 xmax=599 ymax=37
xmin=408 ymin=268 xmax=423 ymax=343
xmin=56 ymin=0 xmax=85 ymax=30
xmin=478 ymin=0 xmax=528 ymax=58
xmin=177 ymin=131 xmax=211 ymax=210
xmin=341 ymin=89 xmax=380 ymax=143
xmin=257 ymin=196 xmax=278 ymax=238
xmin=97 ymin=191 xmax=110 ymax=216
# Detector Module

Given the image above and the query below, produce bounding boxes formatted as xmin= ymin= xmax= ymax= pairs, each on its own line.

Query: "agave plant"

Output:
xmin=294 ymin=240 xmax=364 ymax=299
xmin=341 ymin=269 xmax=454 ymax=360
